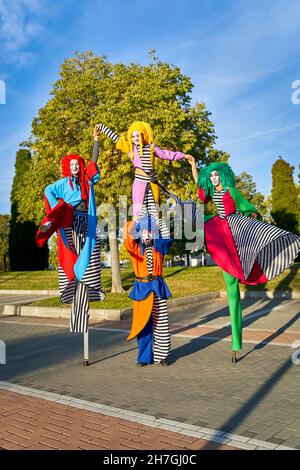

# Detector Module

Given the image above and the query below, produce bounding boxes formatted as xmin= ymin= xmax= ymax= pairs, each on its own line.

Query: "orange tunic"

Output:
xmin=124 ymin=221 xmax=165 ymax=278
xmin=124 ymin=221 xmax=170 ymax=341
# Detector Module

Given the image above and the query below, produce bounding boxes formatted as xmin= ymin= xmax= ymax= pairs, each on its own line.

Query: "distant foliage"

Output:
xmin=271 ymin=157 xmax=299 ymax=235
xmin=0 ymin=214 xmax=9 ymax=270
xmin=235 ymin=171 xmax=266 ymax=218
xmin=9 ymin=149 xmax=48 ymax=270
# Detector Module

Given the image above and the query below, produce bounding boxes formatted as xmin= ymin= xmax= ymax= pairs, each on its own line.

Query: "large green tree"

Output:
xmin=15 ymin=51 xmax=225 ymax=290
xmin=271 ymin=157 xmax=299 ymax=234
xmin=9 ymin=149 xmax=48 ymax=271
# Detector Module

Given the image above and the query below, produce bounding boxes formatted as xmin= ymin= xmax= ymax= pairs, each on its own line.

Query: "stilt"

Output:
xmin=83 ymin=330 xmax=89 ymax=366
xmin=232 ymin=351 xmax=237 ymax=364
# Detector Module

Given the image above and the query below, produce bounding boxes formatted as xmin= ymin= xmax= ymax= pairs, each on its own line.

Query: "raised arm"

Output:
xmin=186 ymin=155 xmax=199 ymax=184
xmin=153 ymin=145 xmax=187 ymax=161
xmin=99 ymin=123 xmax=120 ymax=143
xmin=186 ymin=155 xmax=210 ymax=203
xmin=92 ymin=124 xmax=100 ymax=163
xmin=98 ymin=122 xmax=130 ymax=154
xmin=123 ymin=220 xmax=139 ymax=256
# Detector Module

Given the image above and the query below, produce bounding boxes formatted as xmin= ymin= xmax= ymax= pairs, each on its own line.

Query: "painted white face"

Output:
xmin=210 ymin=170 xmax=220 ymax=187
xmin=70 ymin=159 xmax=80 ymax=177
xmin=141 ymin=229 xmax=152 ymax=244
xmin=131 ymin=130 xmax=140 ymax=146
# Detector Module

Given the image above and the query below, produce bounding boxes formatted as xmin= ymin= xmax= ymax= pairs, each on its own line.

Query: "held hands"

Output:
xmin=94 ymin=124 xmax=101 ymax=141
xmin=251 ymin=213 xmax=258 ymax=219
xmin=184 ymin=154 xmax=198 ymax=184
xmin=185 ymin=154 xmax=195 ymax=166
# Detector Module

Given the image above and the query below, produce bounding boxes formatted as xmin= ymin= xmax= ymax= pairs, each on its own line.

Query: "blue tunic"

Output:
xmin=44 ymin=170 xmax=100 ymax=282
xmin=45 ymin=174 xmax=100 ymax=209
xmin=129 ymin=277 xmax=171 ymax=301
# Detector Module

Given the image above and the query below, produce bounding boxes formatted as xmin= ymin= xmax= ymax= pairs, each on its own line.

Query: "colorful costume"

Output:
xmin=124 ymin=216 xmax=172 ymax=365
xmin=36 ymin=146 xmax=105 ymax=333
xmin=198 ymin=162 xmax=300 ymax=351
xmin=99 ymin=122 xmax=186 ymax=235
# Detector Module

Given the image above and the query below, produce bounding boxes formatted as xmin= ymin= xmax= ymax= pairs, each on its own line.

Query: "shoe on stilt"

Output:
xmin=157 ymin=359 xmax=168 ymax=366
xmin=232 ymin=351 xmax=237 ymax=364
xmin=136 ymin=362 xmax=147 ymax=367
xmin=39 ymin=221 xmax=52 ymax=233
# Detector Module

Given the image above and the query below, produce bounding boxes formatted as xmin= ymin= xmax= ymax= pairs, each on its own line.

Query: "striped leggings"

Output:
xmin=152 ymin=295 xmax=171 ymax=363
xmin=138 ymin=183 xmax=170 ymax=238
xmin=137 ymin=295 xmax=171 ymax=364
xmin=70 ymin=212 xmax=90 ymax=333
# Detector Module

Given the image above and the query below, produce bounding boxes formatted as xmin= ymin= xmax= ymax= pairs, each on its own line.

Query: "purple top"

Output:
xmin=131 ymin=144 xmax=186 ymax=169
xmin=153 ymin=145 xmax=186 ymax=161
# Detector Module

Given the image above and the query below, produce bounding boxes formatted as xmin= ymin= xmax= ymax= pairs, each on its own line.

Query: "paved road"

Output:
xmin=0 ymin=297 xmax=299 ymax=450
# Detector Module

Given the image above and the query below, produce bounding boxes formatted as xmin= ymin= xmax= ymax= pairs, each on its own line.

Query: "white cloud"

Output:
xmin=222 ymin=123 xmax=300 ymax=146
xmin=0 ymin=0 xmax=56 ymax=66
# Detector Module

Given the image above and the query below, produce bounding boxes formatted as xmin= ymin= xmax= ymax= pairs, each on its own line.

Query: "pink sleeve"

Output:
xmin=153 ymin=145 xmax=186 ymax=161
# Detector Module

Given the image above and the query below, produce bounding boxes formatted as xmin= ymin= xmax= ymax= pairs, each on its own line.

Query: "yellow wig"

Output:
xmin=127 ymin=121 xmax=153 ymax=155
xmin=115 ymin=121 xmax=158 ymax=199
xmin=116 ymin=121 xmax=154 ymax=159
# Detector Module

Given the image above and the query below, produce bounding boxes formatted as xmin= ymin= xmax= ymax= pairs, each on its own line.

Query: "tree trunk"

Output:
xmin=108 ymin=225 xmax=124 ymax=293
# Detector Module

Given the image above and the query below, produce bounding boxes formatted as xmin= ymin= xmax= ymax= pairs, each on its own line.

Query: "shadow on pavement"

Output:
xmin=201 ymin=355 xmax=294 ymax=449
xmin=170 ymin=297 xmax=291 ymax=364
xmin=0 ymin=324 xmax=132 ymax=382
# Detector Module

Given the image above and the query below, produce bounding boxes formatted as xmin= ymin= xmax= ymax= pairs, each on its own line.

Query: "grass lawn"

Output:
xmin=0 ymin=263 xmax=299 ymax=310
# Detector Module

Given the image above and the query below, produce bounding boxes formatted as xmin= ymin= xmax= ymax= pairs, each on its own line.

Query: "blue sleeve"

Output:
xmin=44 ymin=179 xmax=66 ymax=208
xmin=90 ymin=169 xmax=100 ymax=185
xmin=156 ymin=238 xmax=173 ymax=256
xmin=162 ymin=239 xmax=173 ymax=255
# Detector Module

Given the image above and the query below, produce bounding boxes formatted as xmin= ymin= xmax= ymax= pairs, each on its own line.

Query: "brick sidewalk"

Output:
xmin=0 ymin=388 xmax=236 ymax=450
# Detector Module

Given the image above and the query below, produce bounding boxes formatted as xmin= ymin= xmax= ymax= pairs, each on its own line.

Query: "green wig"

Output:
xmin=197 ymin=162 xmax=236 ymax=197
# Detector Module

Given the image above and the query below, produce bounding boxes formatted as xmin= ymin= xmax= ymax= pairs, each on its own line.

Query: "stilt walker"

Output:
xmin=187 ymin=157 xmax=300 ymax=362
xmin=36 ymin=125 xmax=105 ymax=365
xmin=98 ymin=121 xmax=191 ymax=235
xmin=99 ymin=122 xmax=192 ymax=363
xmin=124 ymin=216 xmax=173 ymax=366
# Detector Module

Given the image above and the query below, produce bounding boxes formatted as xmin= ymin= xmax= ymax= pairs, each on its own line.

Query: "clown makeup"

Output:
xmin=70 ymin=159 xmax=80 ymax=177
xmin=141 ymin=229 xmax=153 ymax=245
xmin=210 ymin=170 xmax=220 ymax=187
xmin=131 ymin=130 xmax=141 ymax=146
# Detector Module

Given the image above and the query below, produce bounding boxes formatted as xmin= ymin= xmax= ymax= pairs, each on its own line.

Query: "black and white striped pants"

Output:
xmin=152 ymin=295 xmax=171 ymax=363
xmin=59 ymin=211 xmax=103 ymax=333
xmin=70 ymin=212 xmax=90 ymax=333
xmin=138 ymin=182 xmax=170 ymax=239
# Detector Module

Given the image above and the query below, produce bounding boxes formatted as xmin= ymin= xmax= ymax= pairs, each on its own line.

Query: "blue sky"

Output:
xmin=0 ymin=0 xmax=299 ymax=214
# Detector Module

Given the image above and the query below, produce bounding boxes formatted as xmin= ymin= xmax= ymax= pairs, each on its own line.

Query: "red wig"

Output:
xmin=61 ymin=154 xmax=89 ymax=203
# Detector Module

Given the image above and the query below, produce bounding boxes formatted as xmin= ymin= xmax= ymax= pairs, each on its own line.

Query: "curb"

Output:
xmin=220 ymin=290 xmax=300 ymax=300
xmin=1 ymin=290 xmax=299 ymax=320
xmin=0 ymin=289 xmax=60 ymax=295
xmin=1 ymin=305 xmax=122 ymax=321
xmin=2 ymin=291 xmax=221 ymax=321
